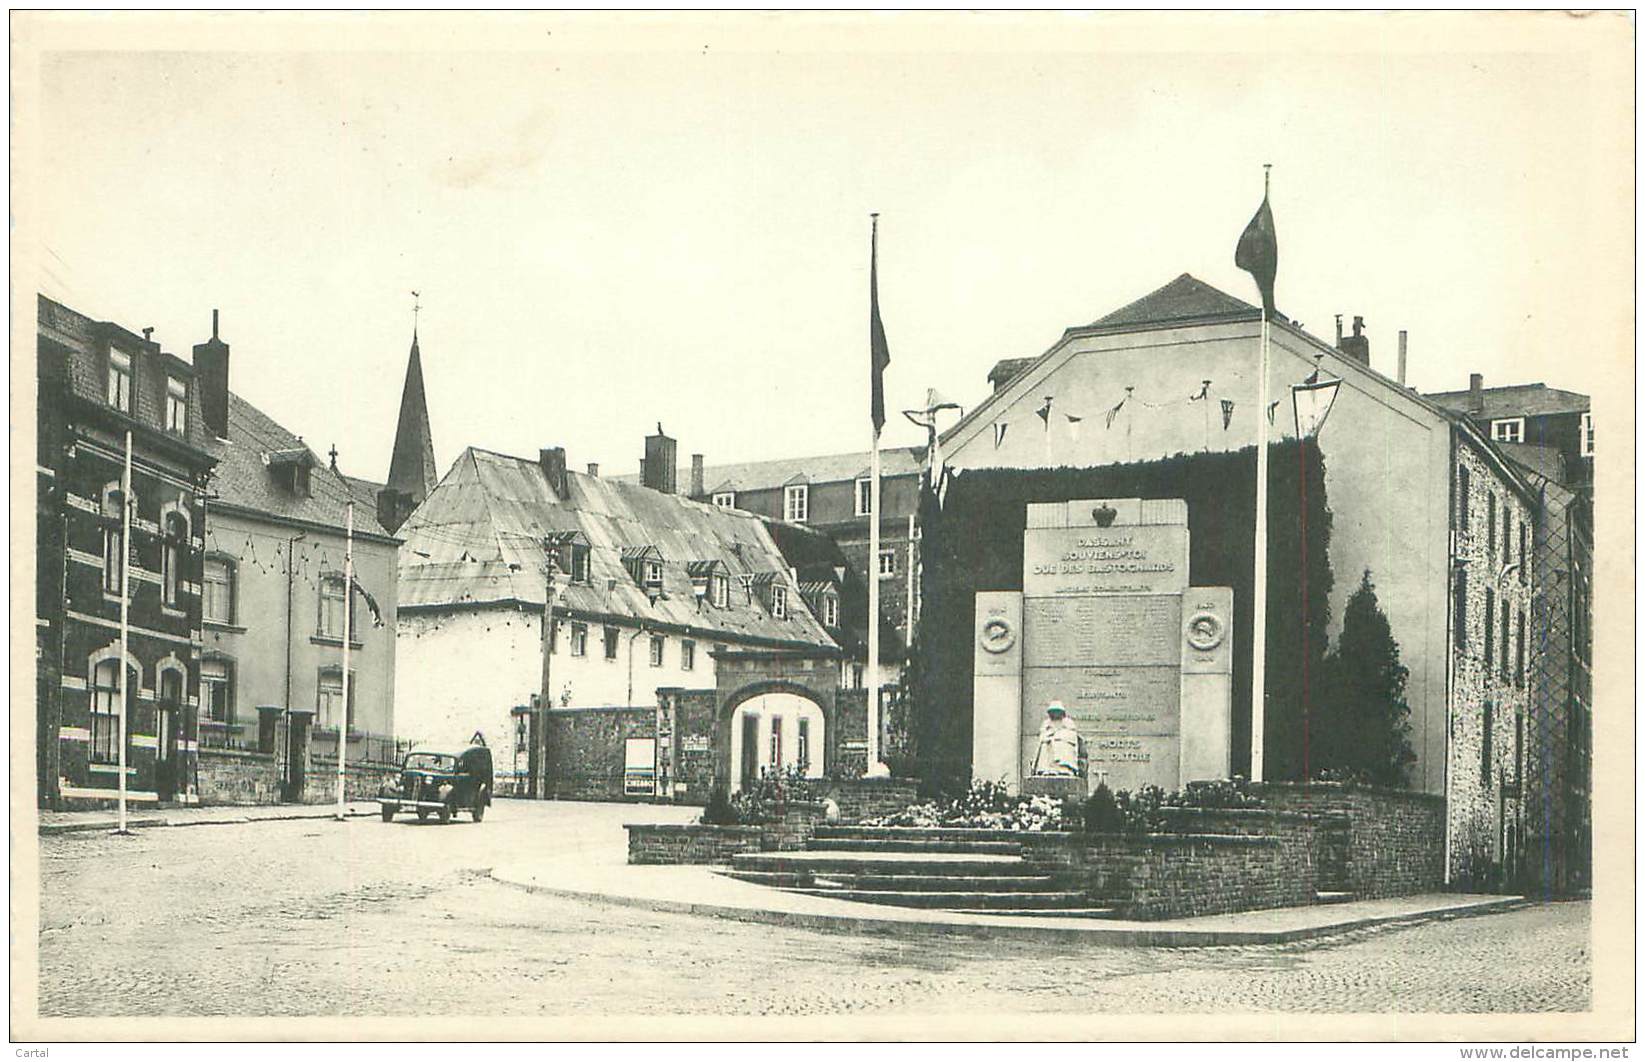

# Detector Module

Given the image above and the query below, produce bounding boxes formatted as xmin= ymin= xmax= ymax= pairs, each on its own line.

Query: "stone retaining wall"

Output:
xmin=626 ymin=823 xmax=763 ymax=864
xmin=1255 ymin=782 xmax=1444 ymax=898
xmin=817 ymin=778 xmax=921 ymax=823
xmin=305 ymin=756 xmax=399 ymax=804
xmin=197 ymin=748 xmax=283 ymax=806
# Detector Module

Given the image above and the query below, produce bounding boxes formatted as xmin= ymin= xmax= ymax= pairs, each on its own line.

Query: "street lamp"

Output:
xmin=1292 ymin=355 xmax=1343 ymax=439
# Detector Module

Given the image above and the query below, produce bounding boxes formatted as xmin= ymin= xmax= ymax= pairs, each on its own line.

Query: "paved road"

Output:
xmin=37 ymin=800 xmax=1591 ymax=1017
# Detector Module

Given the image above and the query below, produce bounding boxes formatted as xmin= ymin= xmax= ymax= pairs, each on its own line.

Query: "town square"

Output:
xmin=13 ymin=11 xmax=1630 ymax=1045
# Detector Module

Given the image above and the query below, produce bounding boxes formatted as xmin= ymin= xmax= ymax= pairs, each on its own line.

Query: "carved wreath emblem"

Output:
xmin=1185 ymin=610 xmax=1226 ymax=651
xmin=979 ymin=615 xmax=1017 ymax=654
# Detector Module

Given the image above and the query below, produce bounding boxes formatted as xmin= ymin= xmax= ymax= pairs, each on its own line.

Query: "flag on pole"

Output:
xmin=1236 ymin=179 xmax=1278 ymax=317
xmin=1036 ymin=396 xmax=1053 ymax=430
xmin=870 ymin=216 xmax=891 ymax=433
xmin=350 ymin=575 xmax=385 ymax=628
xmin=1221 ymin=399 xmax=1235 ymax=430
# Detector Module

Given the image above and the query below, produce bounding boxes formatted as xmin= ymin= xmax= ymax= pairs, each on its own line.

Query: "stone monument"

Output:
xmin=971 ymin=497 xmax=1233 ymax=795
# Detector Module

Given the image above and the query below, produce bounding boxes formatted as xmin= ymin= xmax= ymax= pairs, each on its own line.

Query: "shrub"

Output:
xmin=700 ymin=786 xmax=738 ymax=826
xmin=1082 ymin=783 xmax=1124 ymax=834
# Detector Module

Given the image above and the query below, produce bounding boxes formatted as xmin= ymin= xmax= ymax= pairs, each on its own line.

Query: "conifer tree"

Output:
xmin=1318 ymin=570 xmax=1416 ymax=786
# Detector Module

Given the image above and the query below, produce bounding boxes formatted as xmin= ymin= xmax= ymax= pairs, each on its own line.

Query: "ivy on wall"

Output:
xmin=912 ymin=440 xmax=1333 ymax=794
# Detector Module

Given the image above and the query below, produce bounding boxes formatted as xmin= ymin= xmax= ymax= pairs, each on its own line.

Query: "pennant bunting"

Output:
xmin=1065 ymin=412 xmax=1084 ymax=444
xmin=1036 ymin=396 xmax=1053 ymax=431
xmin=993 ymin=421 xmax=1009 ymax=449
xmin=1221 ymin=399 xmax=1235 ymax=430
xmin=1267 ymin=399 xmax=1281 ymax=425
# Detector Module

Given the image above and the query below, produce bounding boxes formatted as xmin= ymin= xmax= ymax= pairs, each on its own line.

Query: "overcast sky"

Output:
xmin=24 ymin=13 xmax=1632 ymax=485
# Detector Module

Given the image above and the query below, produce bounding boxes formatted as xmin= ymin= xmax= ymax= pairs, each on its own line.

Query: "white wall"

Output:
xmin=728 ymin=691 xmax=826 ymax=793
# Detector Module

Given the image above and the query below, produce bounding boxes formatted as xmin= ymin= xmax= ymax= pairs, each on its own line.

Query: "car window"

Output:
xmin=404 ymin=753 xmax=456 ymax=771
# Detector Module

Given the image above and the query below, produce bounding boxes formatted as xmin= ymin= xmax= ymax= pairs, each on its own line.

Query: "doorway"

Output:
xmin=155 ymin=669 xmax=182 ymax=802
xmin=740 ymin=713 xmax=759 ymax=792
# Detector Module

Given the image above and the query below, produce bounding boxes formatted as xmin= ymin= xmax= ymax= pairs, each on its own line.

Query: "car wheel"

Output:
xmin=380 ymin=805 xmax=395 ymax=822
xmin=437 ymin=801 xmax=453 ymax=824
xmin=416 ymin=808 xmax=430 ymax=822
xmin=471 ymin=794 xmax=486 ymax=822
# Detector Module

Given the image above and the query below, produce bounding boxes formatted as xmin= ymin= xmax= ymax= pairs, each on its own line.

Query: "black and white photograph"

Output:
xmin=9 ymin=10 xmax=1634 ymax=1045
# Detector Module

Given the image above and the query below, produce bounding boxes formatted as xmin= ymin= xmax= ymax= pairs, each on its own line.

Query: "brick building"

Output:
xmin=37 ymin=296 xmax=215 ymax=809
xmin=394 ymin=433 xmax=841 ymax=796
xmin=190 ymin=313 xmax=401 ymax=799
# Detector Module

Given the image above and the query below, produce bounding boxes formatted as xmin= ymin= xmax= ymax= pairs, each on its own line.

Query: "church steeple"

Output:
xmin=385 ymin=311 xmax=437 ymax=517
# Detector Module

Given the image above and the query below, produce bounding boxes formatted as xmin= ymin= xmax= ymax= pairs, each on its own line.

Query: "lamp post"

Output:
xmin=1291 ymin=355 xmax=1342 ymax=783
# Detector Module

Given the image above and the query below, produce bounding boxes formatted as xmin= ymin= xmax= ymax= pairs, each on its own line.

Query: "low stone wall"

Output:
xmin=197 ymin=748 xmax=283 ymax=806
xmin=626 ymin=823 xmax=763 ymax=864
xmin=304 ymin=757 xmax=399 ymax=804
xmin=817 ymin=777 xmax=921 ymax=823
xmin=1255 ymin=782 xmax=1445 ymax=899
xmin=759 ymin=802 xmax=826 ymax=852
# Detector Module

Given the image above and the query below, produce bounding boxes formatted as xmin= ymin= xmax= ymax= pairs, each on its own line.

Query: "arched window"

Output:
xmin=100 ymin=482 xmax=133 ymax=596
xmin=89 ymin=658 xmax=131 ymax=764
xmin=156 ymin=667 xmax=184 ymax=762
xmin=161 ymin=511 xmax=189 ymax=608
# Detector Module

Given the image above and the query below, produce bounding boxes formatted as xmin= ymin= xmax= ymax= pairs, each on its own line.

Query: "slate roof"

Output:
xmin=616 ymin=446 xmax=927 ymax=496
xmin=1424 ymin=382 xmax=1590 ymax=420
xmin=1089 ymin=273 xmax=1261 ymax=329
xmin=987 ymin=357 xmax=1037 ymax=388
xmin=398 ymin=446 xmax=839 ymax=652
xmin=206 ymin=392 xmax=395 ymax=539
xmin=1495 ymin=441 xmax=1569 ymax=485
xmin=386 ymin=332 xmax=437 ymax=502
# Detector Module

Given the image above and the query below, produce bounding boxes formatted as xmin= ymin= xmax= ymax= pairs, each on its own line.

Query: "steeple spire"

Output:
xmin=386 ymin=299 xmax=437 ymax=510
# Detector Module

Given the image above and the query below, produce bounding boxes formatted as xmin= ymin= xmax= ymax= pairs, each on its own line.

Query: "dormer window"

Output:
xmin=1581 ymin=412 xmax=1594 ymax=456
xmin=772 ymin=584 xmax=788 ymax=620
xmin=1490 ymin=418 xmax=1524 ymax=444
xmin=688 ymin=559 xmax=730 ymax=607
xmin=621 ymin=545 xmax=665 ymax=592
xmin=107 ymin=348 xmax=133 ymax=412
xmin=268 ymin=449 xmax=314 ymax=498
xmin=546 ymin=531 xmax=592 ymax=584
xmin=823 ymin=593 xmax=838 ymax=628
xmin=165 ymin=376 xmax=188 ymax=435
xmin=712 ymin=491 xmax=736 ymax=509
xmin=784 ymin=483 xmax=809 ymax=522
xmin=855 ymin=477 xmax=872 ymax=517
xmin=713 ymin=572 xmax=730 ymax=609
xmin=644 ymin=559 xmax=662 ymax=588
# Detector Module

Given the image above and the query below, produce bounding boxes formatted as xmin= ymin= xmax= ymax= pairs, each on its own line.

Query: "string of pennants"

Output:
xmin=991 ymin=376 xmax=1300 ymax=449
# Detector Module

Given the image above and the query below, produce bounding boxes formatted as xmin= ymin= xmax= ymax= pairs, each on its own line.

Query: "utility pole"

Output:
xmin=114 ymin=430 xmax=133 ymax=835
xmin=335 ymin=500 xmax=353 ymax=820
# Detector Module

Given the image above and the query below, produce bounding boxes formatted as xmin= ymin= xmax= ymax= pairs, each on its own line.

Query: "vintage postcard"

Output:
xmin=9 ymin=10 xmax=1634 ymax=1045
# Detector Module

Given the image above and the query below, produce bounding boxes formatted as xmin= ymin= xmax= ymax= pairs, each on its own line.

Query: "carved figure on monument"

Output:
xmin=1031 ymin=701 xmax=1082 ymax=777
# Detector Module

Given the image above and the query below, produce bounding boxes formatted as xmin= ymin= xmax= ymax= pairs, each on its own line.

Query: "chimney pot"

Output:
xmin=1397 ymin=330 xmax=1408 ymax=386
xmin=1337 ymin=314 xmax=1370 ymax=366
xmin=690 ymin=453 xmax=705 ymax=498
xmin=1469 ymin=373 xmax=1484 ymax=414
xmin=1334 ymin=314 xmax=1343 ymax=346
xmin=212 ymin=309 xmax=219 ymax=340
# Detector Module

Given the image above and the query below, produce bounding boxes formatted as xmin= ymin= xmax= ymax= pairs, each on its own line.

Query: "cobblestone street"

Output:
xmin=37 ymin=801 xmax=1591 ymax=1018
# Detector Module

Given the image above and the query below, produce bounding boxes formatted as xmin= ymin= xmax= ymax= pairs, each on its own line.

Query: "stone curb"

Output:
xmin=488 ymin=865 xmax=1526 ymax=947
xmin=39 ymin=805 xmax=379 ymax=835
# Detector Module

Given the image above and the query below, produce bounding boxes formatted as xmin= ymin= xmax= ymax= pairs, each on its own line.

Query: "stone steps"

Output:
xmin=722 ymin=869 xmax=1064 ymax=892
xmin=812 ymin=825 xmax=1035 ymax=844
xmin=806 ymin=837 xmax=1024 ymax=855
xmin=1314 ymin=890 xmax=1356 ymax=905
xmin=781 ymin=887 xmax=1094 ymax=910
xmin=730 ymin=851 xmax=1030 ymax=876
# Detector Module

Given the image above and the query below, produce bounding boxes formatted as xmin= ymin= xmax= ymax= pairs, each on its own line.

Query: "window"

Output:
xmin=161 ymin=512 xmax=188 ymax=608
xmin=784 ymin=484 xmax=809 ymax=523
xmin=681 ymin=639 xmax=696 ymax=671
xmin=1490 ymin=418 xmax=1524 ymax=444
xmin=318 ymin=575 xmax=352 ymax=639
xmin=203 ymin=557 xmax=234 ymax=624
xmin=1502 ymin=508 xmax=1512 ymax=566
xmin=102 ymin=524 xmax=124 ymax=595
xmin=1515 ymin=609 xmax=1526 ymax=688
xmin=855 ymin=478 xmax=872 ymax=517
xmin=823 ymin=594 xmax=838 ymax=628
xmin=89 ymin=659 xmax=127 ymax=764
xmin=1481 ymin=700 xmax=1494 ymax=788
xmin=603 ymin=626 xmax=620 ymax=661
xmin=1486 ymin=492 xmax=1496 ymax=555
xmin=712 ymin=492 xmax=736 ymax=509
xmin=1580 ymin=412 xmax=1593 ymax=456
xmin=878 ymin=549 xmax=897 ymax=578
xmin=554 ymin=541 xmax=591 ymax=584
xmin=649 ymin=635 xmax=665 ymax=668
xmin=769 ymin=718 xmax=783 ymax=770
xmin=1456 ymin=465 xmax=1470 ymax=533
xmin=1454 ymin=569 xmax=1468 ymax=650
xmin=570 ymin=623 xmax=588 ymax=657
xmin=157 ymin=668 xmax=182 ymax=762
xmin=201 ymin=658 xmax=233 ymax=727
xmin=643 ymin=559 xmax=663 ymax=590
xmin=107 ymin=348 xmax=132 ymax=412
xmin=165 ymin=377 xmax=188 ymax=435
xmin=1514 ymin=710 xmax=1525 ymax=789
xmin=1518 ymin=524 xmax=1528 ymax=585
xmin=771 ymin=585 xmax=788 ymax=620
xmin=712 ymin=572 xmax=730 ymax=609
xmin=1483 ymin=587 xmax=1495 ymax=670
xmin=797 ymin=718 xmax=811 ymax=772
xmin=1500 ymin=597 xmax=1511 ymax=680
xmin=317 ymin=668 xmax=356 ymax=731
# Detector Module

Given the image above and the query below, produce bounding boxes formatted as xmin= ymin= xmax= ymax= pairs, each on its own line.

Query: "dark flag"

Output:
xmin=350 ymin=575 xmax=385 ymax=628
xmin=1235 ymin=181 xmax=1278 ymax=317
xmin=870 ymin=215 xmax=891 ymax=434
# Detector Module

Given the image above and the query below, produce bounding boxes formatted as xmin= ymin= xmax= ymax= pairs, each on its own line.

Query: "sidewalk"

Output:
xmin=490 ymin=849 xmax=1524 ymax=947
xmin=38 ymin=800 xmax=381 ymax=835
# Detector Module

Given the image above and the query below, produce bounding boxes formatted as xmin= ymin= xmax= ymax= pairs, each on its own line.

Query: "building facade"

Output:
xmin=191 ymin=314 xmax=400 ymax=787
xmin=395 ymin=438 xmax=841 ymax=796
xmin=37 ymin=296 xmax=215 ymax=809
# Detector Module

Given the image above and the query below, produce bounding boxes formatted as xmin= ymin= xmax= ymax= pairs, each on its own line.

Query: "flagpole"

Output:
xmin=115 ymin=430 xmax=133 ymax=834
xmin=336 ymin=498 xmax=353 ymax=820
xmin=1250 ymin=305 xmax=1271 ymax=783
xmin=866 ymin=213 xmax=886 ymax=777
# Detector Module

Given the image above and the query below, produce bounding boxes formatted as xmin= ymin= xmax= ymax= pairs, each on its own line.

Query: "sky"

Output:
xmin=23 ymin=12 xmax=1633 ymax=486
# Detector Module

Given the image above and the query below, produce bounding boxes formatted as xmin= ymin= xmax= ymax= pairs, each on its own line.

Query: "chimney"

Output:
xmin=539 ymin=447 xmax=568 ymax=499
xmin=1337 ymin=315 xmax=1370 ymax=365
xmin=1397 ymin=330 xmax=1408 ymax=387
xmin=586 ymin=462 xmax=599 ymax=478
xmin=1334 ymin=314 xmax=1343 ymax=346
xmin=642 ymin=423 xmax=677 ymax=493
xmin=191 ymin=308 xmax=230 ymax=438
xmin=1469 ymin=373 xmax=1484 ymax=414
xmin=690 ymin=453 xmax=705 ymax=498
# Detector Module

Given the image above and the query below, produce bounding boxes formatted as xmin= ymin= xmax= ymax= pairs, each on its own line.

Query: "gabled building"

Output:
xmin=191 ymin=312 xmax=400 ymax=794
xmin=1427 ymin=377 xmax=1592 ymax=489
xmin=940 ymin=273 xmax=1545 ymax=885
xmin=37 ymin=296 xmax=215 ymax=808
xmin=394 ymin=438 xmax=841 ymax=795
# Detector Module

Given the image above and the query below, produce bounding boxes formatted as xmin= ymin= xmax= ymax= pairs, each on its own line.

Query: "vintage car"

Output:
xmin=378 ymin=744 xmax=493 ymax=823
